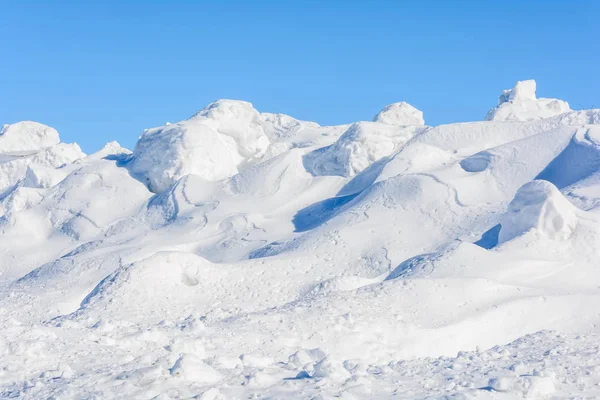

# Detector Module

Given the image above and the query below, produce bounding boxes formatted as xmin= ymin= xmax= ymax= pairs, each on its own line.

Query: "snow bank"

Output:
xmin=373 ymin=101 xmax=425 ymax=126
xmin=303 ymin=121 xmax=423 ymax=177
xmin=498 ymin=180 xmax=578 ymax=244
xmin=485 ymin=80 xmax=571 ymax=121
xmin=0 ymin=121 xmax=60 ymax=153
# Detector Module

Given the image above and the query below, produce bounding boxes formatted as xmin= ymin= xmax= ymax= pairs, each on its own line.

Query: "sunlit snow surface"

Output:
xmin=2 ymin=81 xmax=600 ymax=398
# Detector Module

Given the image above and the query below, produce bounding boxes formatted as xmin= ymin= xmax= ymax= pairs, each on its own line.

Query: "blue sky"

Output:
xmin=1 ymin=0 xmax=598 ymax=153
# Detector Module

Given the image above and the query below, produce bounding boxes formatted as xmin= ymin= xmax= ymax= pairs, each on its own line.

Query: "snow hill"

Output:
xmin=1 ymin=80 xmax=600 ymax=399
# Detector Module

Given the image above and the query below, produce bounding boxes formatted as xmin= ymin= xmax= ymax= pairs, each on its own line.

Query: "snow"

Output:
xmin=485 ymin=79 xmax=571 ymax=121
xmin=129 ymin=99 xmax=330 ymax=192
xmin=498 ymin=180 xmax=578 ymax=244
xmin=2 ymin=79 xmax=600 ymax=398
xmin=304 ymin=121 xmax=424 ymax=177
xmin=0 ymin=121 xmax=60 ymax=153
xmin=0 ymin=130 xmax=84 ymax=194
xmin=373 ymin=101 xmax=425 ymax=126
xmin=169 ymin=354 xmax=222 ymax=384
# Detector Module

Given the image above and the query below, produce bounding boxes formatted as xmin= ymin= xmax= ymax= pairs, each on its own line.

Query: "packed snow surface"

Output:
xmin=2 ymin=80 xmax=600 ymax=398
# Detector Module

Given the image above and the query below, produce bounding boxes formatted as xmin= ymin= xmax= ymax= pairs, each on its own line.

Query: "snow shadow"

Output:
xmin=474 ymin=224 xmax=501 ymax=249
xmin=293 ymin=157 xmax=391 ymax=233
xmin=536 ymin=131 xmax=600 ymax=189
xmin=104 ymin=153 xmax=155 ymax=193
xmin=293 ymin=192 xmax=360 ymax=232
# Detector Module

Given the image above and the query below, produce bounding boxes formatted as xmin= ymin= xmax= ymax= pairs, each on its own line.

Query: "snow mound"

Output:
xmin=0 ymin=121 xmax=60 ymax=154
xmin=498 ymin=180 xmax=578 ymax=244
xmin=130 ymin=100 xmax=317 ymax=193
xmin=77 ymin=252 xmax=225 ymax=320
xmin=170 ymin=354 xmax=222 ymax=383
xmin=485 ymin=80 xmax=571 ymax=121
xmin=303 ymin=121 xmax=423 ymax=177
xmin=373 ymin=101 xmax=425 ymax=126
xmin=0 ymin=141 xmax=84 ymax=194
xmin=129 ymin=123 xmax=243 ymax=192
xmin=188 ymin=99 xmax=271 ymax=159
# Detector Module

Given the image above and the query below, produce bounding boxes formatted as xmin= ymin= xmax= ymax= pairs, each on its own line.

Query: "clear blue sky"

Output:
xmin=1 ymin=0 xmax=598 ymax=153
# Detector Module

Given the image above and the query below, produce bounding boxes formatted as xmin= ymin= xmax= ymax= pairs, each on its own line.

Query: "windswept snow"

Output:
xmin=2 ymin=80 xmax=600 ymax=398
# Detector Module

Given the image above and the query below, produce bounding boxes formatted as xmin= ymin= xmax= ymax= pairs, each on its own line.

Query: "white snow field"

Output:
xmin=1 ymin=80 xmax=600 ymax=399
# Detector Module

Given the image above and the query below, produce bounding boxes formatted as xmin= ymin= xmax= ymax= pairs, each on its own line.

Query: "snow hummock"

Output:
xmin=485 ymin=79 xmax=571 ymax=121
xmin=170 ymin=354 xmax=222 ymax=384
xmin=373 ymin=101 xmax=425 ymax=126
xmin=188 ymin=99 xmax=271 ymax=160
xmin=0 ymin=122 xmax=84 ymax=194
xmin=498 ymin=180 xmax=578 ymax=244
xmin=304 ymin=121 xmax=424 ymax=177
xmin=129 ymin=100 xmax=271 ymax=192
xmin=128 ymin=99 xmax=330 ymax=193
xmin=0 ymin=121 xmax=60 ymax=153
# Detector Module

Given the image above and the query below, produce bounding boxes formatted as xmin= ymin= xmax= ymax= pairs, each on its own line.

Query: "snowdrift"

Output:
xmin=2 ymin=79 xmax=600 ymax=398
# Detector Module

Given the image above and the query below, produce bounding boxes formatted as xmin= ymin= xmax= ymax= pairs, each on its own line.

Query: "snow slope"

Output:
xmin=2 ymin=80 xmax=600 ymax=399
